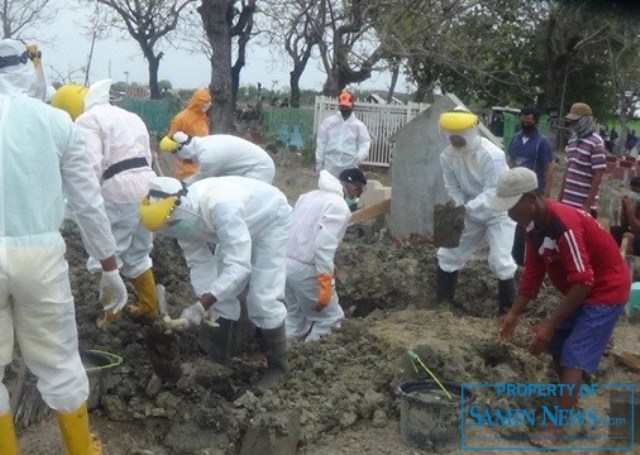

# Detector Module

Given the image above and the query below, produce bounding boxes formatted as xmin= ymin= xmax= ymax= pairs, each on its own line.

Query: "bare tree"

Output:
xmin=94 ymin=0 xmax=196 ymax=99
xmin=258 ymin=0 xmax=321 ymax=107
xmin=1 ymin=0 xmax=57 ymax=39
xmin=198 ymin=0 xmax=257 ymax=133
xmin=309 ymin=0 xmax=389 ymax=96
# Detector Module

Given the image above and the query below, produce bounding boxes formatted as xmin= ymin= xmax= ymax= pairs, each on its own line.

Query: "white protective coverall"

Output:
xmin=315 ymin=112 xmax=371 ymax=177
xmin=75 ymin=79 xmax=156 ymax=279
xmin=285 ymin=171 xmax=350 ymax=342
xmin=178 ymin=134 xmax=275 ymax=185
xmin=437 ymin=126 xmax=517 ymax=280
xmin=0 ymin=42 xmax=117 ymax=413
xmin=150 ymin=176 xmax=292 ymax=329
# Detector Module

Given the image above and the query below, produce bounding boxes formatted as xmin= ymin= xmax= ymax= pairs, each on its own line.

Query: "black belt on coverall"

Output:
xmin=102 ymin=157 xmax=149 ymax=181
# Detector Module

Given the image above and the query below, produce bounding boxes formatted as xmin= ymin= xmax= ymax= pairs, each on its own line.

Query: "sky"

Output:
xmin=38 ymin=2 xmax=410 ymax=93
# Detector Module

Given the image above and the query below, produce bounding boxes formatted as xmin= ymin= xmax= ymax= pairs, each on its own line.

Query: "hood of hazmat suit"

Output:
xmin=84 ymin=79 xmax=111 ymax=111
xmin=0 ymin=40 xmax=35 ymax=95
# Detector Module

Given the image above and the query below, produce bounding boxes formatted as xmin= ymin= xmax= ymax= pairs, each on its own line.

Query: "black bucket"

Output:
xmin=397 ymin=379 xmax=471 ymax=451
xmin=80 ymin=349 xmax=123 ymax=410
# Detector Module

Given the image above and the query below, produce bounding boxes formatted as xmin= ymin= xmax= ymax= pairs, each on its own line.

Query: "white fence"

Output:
xmin=313 ymin=96 xmax=429 ymax=167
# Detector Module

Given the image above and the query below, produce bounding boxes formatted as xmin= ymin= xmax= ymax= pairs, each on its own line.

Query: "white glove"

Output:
xmin=99 ymin=269 xmax=128 ymax=313
xmin=180 ymin=301 xmax=206 ymax=327
xmin=172 ymin=131 xmax=190 ymax=145
xmin=315 ymin=160 xmax=323 ymax=175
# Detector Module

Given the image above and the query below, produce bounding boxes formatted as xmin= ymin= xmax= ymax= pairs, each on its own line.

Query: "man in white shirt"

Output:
xmin=315 ymin=91 xmax=371 ymax=177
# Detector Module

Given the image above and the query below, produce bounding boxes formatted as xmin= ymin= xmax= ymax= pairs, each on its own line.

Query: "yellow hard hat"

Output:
xmin=159 ymin=135 xmax=180 ymax=153
xmin=139 ymin=196 xmax=179 ymax=231
xmin=50 ymin=84 xmax=89 ymax=120
xmin=439 ymin=112 xmax=479 ymax=133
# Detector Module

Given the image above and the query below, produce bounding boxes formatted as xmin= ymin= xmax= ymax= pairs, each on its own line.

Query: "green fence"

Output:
xmin=262 ymin=107 xmax=315 ymax=145
xmin=502 ymin=112 xmax=550 ymax=151
xmin=115 ymin=97 xmax=181 ymax=136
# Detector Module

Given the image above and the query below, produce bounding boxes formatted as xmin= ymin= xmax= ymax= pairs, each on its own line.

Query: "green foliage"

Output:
xmin=158 ymin=80 xmax=173 ymax=91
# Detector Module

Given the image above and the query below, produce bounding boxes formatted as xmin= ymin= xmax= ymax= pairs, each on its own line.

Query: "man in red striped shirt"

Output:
xmin=493 ymin=167 xmax=629 ymax=447
xmin=558 ymin=102 xmax=606 ymax=218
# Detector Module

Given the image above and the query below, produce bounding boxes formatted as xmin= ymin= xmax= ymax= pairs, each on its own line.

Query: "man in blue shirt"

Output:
xmin=507 ymin=106 xmax=554 ymax=266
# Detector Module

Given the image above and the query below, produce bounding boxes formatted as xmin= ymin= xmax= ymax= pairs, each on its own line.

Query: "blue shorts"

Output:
xmin=548 ymin=303 xmax=625 ymax=375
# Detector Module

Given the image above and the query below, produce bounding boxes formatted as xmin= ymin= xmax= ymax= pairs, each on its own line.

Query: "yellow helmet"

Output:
xmin=159 ymin=135 xmax=180 ymax=153
xmin=438 ymin=112 xmax=479 ymax=133
xmin=50 ymin=84 xmax=89 ymax=120
xmin=139 ymin=196 xmax=179 ymax=231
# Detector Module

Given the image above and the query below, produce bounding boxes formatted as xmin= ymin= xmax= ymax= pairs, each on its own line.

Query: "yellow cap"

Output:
xmin=159 ymin=135 xmax=180 ymax=153
xmin=438 ymin=112 xmax=479 ymax=133
xmin=50 ymin=84 xmax=89 ymax=120
xmin=139 ymin=196 xmax=179 ymax=231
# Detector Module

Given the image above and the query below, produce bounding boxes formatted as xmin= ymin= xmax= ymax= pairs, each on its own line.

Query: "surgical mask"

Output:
xmin=202 ymin=102 xmax=211 ymax=113
xmin=520 ymin=123 xmax=536 ymax=135
xmin=345 ymin=196 xmax=358 ymax=209
xmin=630 ymin=191 xmax=640 ymax=203
xmin=164 ymin=219 xmax=194 ymax=238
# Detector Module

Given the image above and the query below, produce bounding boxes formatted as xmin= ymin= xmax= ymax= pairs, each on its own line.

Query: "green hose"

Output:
xmin=407 ymin=350 xmax=453 ymax=400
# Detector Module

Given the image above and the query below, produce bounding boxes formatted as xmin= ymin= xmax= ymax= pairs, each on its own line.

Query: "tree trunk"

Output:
xmin=387 ymin=61 xmax=400 ymax=103
xmin=322 ymin=74 xmax=340 ymax=97
xmin=289 ymin=66 xmax=303 ymax=108
xmin=199 ymin=0 xmax=234 ymax=133
xmin=140 ymin=43 xmax=162 ymax=99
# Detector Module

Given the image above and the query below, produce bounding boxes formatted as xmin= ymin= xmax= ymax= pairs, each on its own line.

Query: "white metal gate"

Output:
xmin=313 ymin=96 xmax=429 ymax=167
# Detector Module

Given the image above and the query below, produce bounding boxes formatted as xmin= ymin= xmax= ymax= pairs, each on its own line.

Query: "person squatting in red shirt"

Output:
xmin=492 ymin=167 xmax=629 ymax=448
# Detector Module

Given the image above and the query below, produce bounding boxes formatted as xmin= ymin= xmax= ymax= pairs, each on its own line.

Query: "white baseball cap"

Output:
xmin=490 ymin=167 xmax=539 ymax=211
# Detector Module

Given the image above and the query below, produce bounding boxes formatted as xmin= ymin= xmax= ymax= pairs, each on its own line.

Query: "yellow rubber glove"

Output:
xmin=315 ymin=273 xmax=333 ymax=312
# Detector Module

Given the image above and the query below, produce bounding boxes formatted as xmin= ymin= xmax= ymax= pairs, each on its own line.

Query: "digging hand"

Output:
xmin=99 ymin=269 xmax=128 ymax=313
xmin=528 ymin=322 xmax=553 ymax=356
xmin=499 ymin=311 xmax=519 ymax=342
xmin=180 ymin=301 xmax=206 ymax=326
xmin=314 ymin=273 xmax=333 ymax=312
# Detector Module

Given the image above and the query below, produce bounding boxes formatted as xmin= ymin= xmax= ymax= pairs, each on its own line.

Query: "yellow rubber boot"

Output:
xmin=0 ymin=412 xmax=18 ymax=455
xmin=56 ymin=402 xmax=102 ymax=455
xmin=129 ymin=268 xmax=159 ymax=320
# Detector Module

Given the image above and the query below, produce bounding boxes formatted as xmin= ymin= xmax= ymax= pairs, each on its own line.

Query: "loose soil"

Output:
xmin=9 ymin=151 xmax=640 ymax=454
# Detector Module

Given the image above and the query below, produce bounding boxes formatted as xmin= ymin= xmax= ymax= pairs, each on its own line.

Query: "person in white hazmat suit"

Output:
xmin=51 ymin=79 xmax=159 ymax=325
xmin=139 ymin=175 xmax=292 ymax=388
xmin=0 ymin=39 xmax=128 ymax=455
xmin=159 ymin=131 xmax=276 ymax=184
xmin=437 ymin=110 xmax=517 ymax=315
xmin=285 ymin=170 xmax=360 ymax=342
xmin=315 ymin=91 xmax=371 ymax=178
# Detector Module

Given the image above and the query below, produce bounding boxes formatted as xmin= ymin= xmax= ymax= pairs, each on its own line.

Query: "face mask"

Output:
xmin=164 ymin=218 xmax=195 ymax=238
xmin=339 ymin=108 xmax=352 ymax=119
xmin=570 ymin=116 xmax=593 ymax=136
xmin=630 ymin=191 xmax=640 ymax=203
xmin=520 ymin=123 xmax=536 ymax=135
xmin=345 ymin=196 xmax=358 ymax=208
xmin=202 ymin=102 xmax=211 ymax=113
